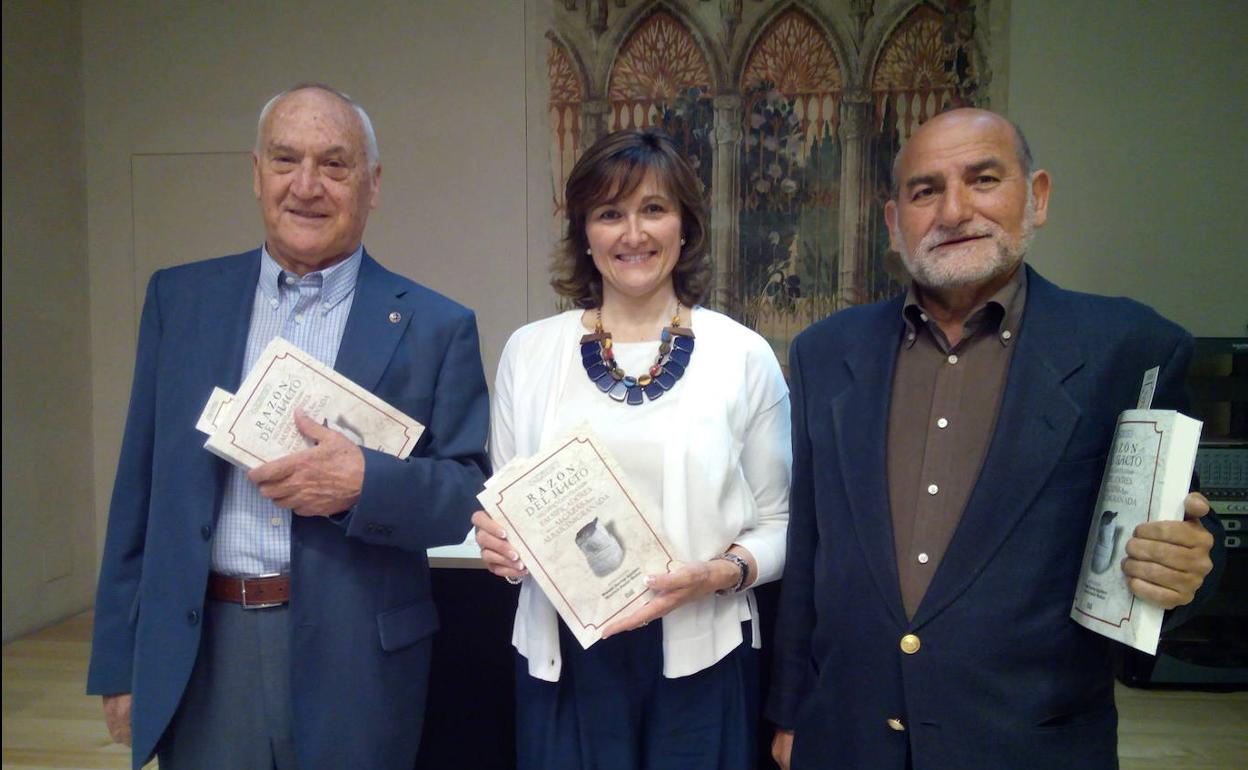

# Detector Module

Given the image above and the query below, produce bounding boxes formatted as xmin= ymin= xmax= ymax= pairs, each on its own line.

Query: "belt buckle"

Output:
xmin=240 ymin=572 xmax=284 ymax=609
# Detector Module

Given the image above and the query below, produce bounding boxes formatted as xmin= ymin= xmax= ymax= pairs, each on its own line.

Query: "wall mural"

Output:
xmin=544 ymin=0 xmax=1000 ymax=371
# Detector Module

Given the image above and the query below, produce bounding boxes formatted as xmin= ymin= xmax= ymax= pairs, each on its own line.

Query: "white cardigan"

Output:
xmin=492 ymin=307 xmax=791 ymax=681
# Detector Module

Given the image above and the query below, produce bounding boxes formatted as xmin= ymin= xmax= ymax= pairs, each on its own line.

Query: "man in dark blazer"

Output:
xmin=86 ymin=84 xmax=489 ymax=769
xmin=768 ymin=109 xmax=1219 ymax=770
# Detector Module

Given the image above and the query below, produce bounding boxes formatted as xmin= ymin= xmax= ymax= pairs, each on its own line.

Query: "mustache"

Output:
xmin=917 ymin=224 xmax=1003 ymax=252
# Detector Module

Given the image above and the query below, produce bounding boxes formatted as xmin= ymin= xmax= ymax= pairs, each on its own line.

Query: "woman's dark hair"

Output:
xmin=551 ymin=129 xmax=710 ymax=308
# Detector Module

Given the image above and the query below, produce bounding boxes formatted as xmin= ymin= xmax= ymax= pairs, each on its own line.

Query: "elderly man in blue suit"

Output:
xmin=86 ymin=84 xmax=490 ymax=770
xmin=768 ymin=108 xmax=1219 ymax=770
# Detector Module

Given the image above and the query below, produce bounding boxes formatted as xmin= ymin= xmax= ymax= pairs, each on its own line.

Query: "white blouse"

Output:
xmin=491 ymin=307 xmax=791 ymax=682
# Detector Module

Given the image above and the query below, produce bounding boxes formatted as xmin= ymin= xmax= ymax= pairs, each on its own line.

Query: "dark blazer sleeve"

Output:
xmin=86 ymin=271 xmax=163 ymax=696
xmin=344 ymin=309 xmax=490 ymax=552
xmin=766 ymin=333 xmax=819 ymax=728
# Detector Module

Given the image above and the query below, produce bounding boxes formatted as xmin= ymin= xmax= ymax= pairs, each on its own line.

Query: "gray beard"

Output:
xmin=897 ymin=195 xmax=1036 ymax=290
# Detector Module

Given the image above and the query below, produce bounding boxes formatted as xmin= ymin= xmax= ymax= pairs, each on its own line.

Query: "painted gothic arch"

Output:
xmin=547 ymin=34 xmax=587 ymax=216
xmin=544 ymin=0 xmax=999 ymax=371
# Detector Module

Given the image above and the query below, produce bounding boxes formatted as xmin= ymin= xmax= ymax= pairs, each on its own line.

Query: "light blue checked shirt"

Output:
xmin=211 ymin=245 xmax=363 ymax=576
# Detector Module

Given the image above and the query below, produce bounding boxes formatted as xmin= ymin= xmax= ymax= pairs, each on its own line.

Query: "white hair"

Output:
xmin=255 ymin=83 xmax=379 ymax=170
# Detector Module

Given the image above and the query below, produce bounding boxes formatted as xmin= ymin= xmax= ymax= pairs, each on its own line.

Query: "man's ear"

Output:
xmin=1029 ymin=169 xmax=1052 ymax=228
xmin=884 ymin=199 xmax=901 ymax=253
xmin=369 ymin=164 xmax=382 ymax=210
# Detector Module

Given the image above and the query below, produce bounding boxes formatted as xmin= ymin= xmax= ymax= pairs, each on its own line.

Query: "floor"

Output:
xmin=3 ymin=611 xmax=1245 ymax=769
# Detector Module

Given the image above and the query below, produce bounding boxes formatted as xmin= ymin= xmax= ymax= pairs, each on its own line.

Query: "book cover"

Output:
xmin=479 ymin=424 xmax=677 ymax=649
xmin=1071 ymin=409 xmax=1202 ymax=654
xmin=200 ymin=337 xmax=424 ymax=469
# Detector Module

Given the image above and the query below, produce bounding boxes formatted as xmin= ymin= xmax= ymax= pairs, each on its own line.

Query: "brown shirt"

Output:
xmin=887 ymin=267 xmax=1027 ymax=619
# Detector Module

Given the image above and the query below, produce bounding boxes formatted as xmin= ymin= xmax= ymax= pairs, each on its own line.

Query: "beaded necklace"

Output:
xmin=579 ymin=305 xmax=696 ymax=405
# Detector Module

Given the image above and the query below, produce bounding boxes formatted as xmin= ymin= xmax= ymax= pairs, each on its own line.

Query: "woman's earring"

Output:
xmin=680 ymin=238 xmax=686 ymax=246
xmin=586 ymin=247 xmax=592 ymax=255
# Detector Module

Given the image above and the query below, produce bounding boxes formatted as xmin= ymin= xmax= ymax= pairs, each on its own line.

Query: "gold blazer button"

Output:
xmin=900 ymin=634 xmax=921 ymax=654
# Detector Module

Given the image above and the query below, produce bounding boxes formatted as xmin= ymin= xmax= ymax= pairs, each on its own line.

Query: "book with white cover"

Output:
xmin=199 ymin=337 xmax=424 ymax=469
xmin=1071 ymin=409 xmax=1202 ymax=654
xmin=479 ymin=424 xmax=677 ymax=649
xmin=196 ymin=386 xmax=236 ymax=435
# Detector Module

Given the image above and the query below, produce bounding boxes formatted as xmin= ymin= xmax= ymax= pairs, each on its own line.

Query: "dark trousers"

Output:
xmin=516 ymin=621 xmax=759 ymax=770
xmin=158 ymin=600 xmax=296 ymax=770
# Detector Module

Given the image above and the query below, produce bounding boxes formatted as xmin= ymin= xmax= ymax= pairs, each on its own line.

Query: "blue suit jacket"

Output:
xmin=86 ymin=249 xmax=490 ymax=769
xmin=767 ymin=267 xmax=1217 ymax=770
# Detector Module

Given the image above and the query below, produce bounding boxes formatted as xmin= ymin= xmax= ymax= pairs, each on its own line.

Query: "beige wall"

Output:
xmin=2 ymin=0 xmax=1245 ymax=640
xmin=1008 ymin=0 xmax=1247 ymax=337
xmin=2 ymin=0 xmax=96 ymax=641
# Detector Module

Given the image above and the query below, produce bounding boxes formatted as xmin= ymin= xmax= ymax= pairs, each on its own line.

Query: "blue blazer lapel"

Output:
xmin=183 ymin=251 xmax=259 ymax=517
xmin=199 ymin=251 xmax=260 ymax=391
xmin=334 ymin=251 xmax=413 ymax=391
xmin=833 ymin=298 xmax=908 ymax=626
xmin=911 ymin=268 xmax=1085 ymax=627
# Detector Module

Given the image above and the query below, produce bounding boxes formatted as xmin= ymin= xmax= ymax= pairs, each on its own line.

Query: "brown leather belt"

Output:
xmin=207 ymin=572 xmax=290 ymax=608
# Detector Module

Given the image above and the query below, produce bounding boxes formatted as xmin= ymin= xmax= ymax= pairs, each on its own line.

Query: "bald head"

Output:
xmin=251 ymin=83 xmax=383 ymax=276
xmin=881 ymin=106 xmax=1051 ymax=299
xmin=256 ymin=84 xmax=379 ymax=171
xmin=891 ymin=109 xmax=1032 ymax=200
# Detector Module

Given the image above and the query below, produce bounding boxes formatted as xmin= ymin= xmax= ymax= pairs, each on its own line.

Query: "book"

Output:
xmin=479 ymin=424 xmax=677 ymax=649
xmin=196 ymin=386 xmax=236 ymax=435
xmin=198 ymin=337 xmax=424 ymax=469
xmin=1071 ymin=409 xmax=1202 ymax=654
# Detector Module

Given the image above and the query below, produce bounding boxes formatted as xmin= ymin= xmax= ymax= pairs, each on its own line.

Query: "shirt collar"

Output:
xmin=900 ymin=264 xmax=1028 ymax=350
xmin=257 ymin=245 xmax=363 ymax=309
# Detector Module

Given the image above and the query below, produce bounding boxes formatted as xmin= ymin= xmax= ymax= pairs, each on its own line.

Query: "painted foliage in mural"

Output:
xmin=738 ymin=8 xmax=843 ymax=343
xmin=544 ymin=0 xmax=995 ymax=371
xmin=607 ymin=11 xmax=714 ymax=192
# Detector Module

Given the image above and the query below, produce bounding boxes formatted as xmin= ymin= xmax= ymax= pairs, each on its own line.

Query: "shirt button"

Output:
xmin=900 ymin=634 xmax=921 ymax=654
xmin=271 ymin=517 xmax=282 ymax=526
xmin=936 ymin=417 xmax=949 ymax=429
xmin=322 ymin=302 xmax=331 ymax=310
xmin=919 ymin=312 xmax=928 ymax=322
xmin=1001 ymin=329 xmax=1013 ymax=340
xmin=187 ymin=609 xmax=200 ymax=626
xmin=285 ymin=275 xmax=296 ymax=286
xmin=927 ymin=484 xmax=939 ymax=495
xmin=294 ymin=313 xmax=304 ymax=323
xmin=270 ymin=298 xmax=279 ymax=308
xmin=200 ymin=524 xmax=212 ymax=541
xmin=917 ymin=552 xmax=930 ymax=564
xmin=947 ymin=354 xmax=959 ymax=365
xmin=887 ymin=718 xmax=906 ymax=732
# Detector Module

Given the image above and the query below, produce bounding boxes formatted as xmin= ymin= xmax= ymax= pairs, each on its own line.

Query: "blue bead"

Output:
xmin=660 ymin=328 xmax=671 ymax=342
xmin=594 ymin=372 xmax=615 ymax=392
xmin=664 ymin=359 xmax=685 ymax=378
xmin=655 ymin=371 xmax=677 ymax=390
xmin=583 ymin=351 xmax=603 ymax=368
xmin=625 ymin=386 xmax=644 ymax=405
xmin=622 ymin=376 xmax=637 ymax=387
xmin=669 ymin=347 xmax=691 ymax=367
xmin=643 ymin=382 xmax=665 ymax=400
xmin=608 ymin=380 xmax=628 ymax=401
xmin=580 ymin=342 xmax=601 ymax=358
xmin=672 ymin=335 xmax=695 ymax=353
xmin=586 ymin=362 xmax=609 ymax=380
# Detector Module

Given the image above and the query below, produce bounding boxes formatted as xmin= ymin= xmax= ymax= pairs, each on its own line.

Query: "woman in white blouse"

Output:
xmin=473 ymin=129 xmax=790 ymax=770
